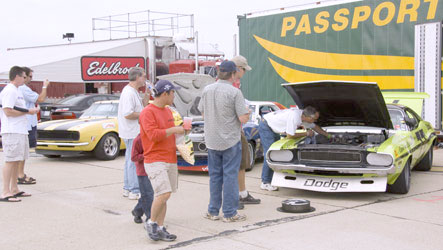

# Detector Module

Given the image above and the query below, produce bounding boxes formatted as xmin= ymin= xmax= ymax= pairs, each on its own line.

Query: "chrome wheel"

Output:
xmin=103 ymin=135 xmax=119 ymax=157
xmin=247 ymin=141 xmax=256 ymax=170
xmin=94 ymin=133 xmax=120 ymax=160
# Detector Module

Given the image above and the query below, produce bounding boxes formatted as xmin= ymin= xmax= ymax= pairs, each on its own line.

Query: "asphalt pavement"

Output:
xmin=1 ymin=149 xmax=443 ymax=250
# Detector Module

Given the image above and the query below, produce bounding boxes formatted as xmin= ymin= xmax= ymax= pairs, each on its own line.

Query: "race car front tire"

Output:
xmin=387 ymin=161 xmax=411 ymax=194
xmin=93 ymin=133 xmax=120 ymax=161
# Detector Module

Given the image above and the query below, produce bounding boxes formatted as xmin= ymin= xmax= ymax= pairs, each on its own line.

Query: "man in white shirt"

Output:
xmin=17 ymin=67 xmax=50 ymax=184
xmin=0 ymin=66 xmax=39 ymax=202
xmin=259 ymin=106 xmax=329 ymax=191
xmin=118 ymin=67 xmax=149 ymax=200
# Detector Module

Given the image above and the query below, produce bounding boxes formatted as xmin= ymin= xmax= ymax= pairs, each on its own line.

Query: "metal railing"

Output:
xmin=92 ymin=10 xmax=194 ymax=41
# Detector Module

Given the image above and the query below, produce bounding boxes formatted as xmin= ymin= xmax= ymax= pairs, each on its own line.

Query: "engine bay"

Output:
xmin=308 ymin=132 xmax=386 ymax=147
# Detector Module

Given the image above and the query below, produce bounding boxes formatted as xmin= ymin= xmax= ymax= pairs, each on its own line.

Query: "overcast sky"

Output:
xmin=0 ymin=0 xmax=328 ymax=58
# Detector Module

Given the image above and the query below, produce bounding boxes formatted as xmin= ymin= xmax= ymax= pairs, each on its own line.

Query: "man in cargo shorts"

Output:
xmin=0 ymin=66 xmax=39 ymax=202
xmin=140 ymin=80 xmax=184 ymax=241
xmin=232 ymin=55 xmax=261 ymax=206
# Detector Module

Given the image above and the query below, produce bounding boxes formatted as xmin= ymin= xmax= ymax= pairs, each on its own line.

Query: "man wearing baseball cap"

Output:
xmin=199 ymin=61 xmax=250 ymax=222
xmin=232 ymin=56 xmax=261 ymax=206
xmin=140 ymin=79 xmax=184 ymax=241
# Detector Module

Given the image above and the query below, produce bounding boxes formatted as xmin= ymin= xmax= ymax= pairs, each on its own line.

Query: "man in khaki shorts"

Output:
xmin=233 ymin=56 xmax=261 ymax=206
xmin=0 ymin=66 xmax=39 ymax=202
xmin=139 ymin=80 xmax=184 ymax=241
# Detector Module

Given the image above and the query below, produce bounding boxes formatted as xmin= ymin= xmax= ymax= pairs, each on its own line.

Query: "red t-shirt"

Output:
xmin=131 ymin=134 xmax=147 ymax=176
xmin=139 ymin=104 xmax=177 ymax=164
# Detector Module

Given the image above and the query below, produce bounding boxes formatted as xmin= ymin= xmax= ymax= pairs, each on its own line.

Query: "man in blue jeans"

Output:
xmin=259 ymin=106 xmax=329 ymax=191
xmin=117 ymin=67 xmax=150 ymax=199
xmin=199 ymin=61 xmax=250 ymax=222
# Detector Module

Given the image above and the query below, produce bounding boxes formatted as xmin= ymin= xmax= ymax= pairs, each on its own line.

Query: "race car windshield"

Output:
xmin=81 ymin=103 xmax=118 ymax=118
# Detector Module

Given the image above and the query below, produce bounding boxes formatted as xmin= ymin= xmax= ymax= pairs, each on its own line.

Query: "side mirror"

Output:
xmin=404 ymin=117 xmax=417 ymax=127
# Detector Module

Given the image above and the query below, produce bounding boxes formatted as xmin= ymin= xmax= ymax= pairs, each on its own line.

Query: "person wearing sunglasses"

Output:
xmin=17 ymin=67 xmax=50 ymax=185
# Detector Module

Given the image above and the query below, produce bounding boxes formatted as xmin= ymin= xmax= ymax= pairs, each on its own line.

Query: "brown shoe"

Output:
xmin=17 ymin=174 xmax=36 ymax=185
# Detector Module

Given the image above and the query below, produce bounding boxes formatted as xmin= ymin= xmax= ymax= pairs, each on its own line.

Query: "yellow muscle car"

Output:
xmin=36 ymin=100 xmax=124 ymax=160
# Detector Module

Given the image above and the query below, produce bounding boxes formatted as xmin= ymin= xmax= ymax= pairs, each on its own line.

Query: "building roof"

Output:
xmin=0 ymin=38 xmax=147 ymax=82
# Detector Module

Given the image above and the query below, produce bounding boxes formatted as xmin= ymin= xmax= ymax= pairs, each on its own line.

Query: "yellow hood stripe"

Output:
xmin=254 ymin=35 xmax=414 ymax=70
xmin=268 ymin=58 xmax=413 ymax=90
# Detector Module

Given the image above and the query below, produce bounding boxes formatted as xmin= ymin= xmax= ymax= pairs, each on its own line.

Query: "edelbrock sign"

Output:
xmin=81 ymin=56 xmax=145 ymax=81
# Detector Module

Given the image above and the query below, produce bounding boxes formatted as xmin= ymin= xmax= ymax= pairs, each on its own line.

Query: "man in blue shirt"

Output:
xmin=17 ymin=67 xmax=50 ymax=184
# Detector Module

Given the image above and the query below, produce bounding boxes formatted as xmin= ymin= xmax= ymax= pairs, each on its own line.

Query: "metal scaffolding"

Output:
xmin=92 ymin=10 xmax=194 ymax=41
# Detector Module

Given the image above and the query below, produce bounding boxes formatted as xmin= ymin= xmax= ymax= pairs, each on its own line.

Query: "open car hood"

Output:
xmin=157 ymin=73 xmax=214 ymax=118
xmin=283 ymin=81 xmax=393 ymax=129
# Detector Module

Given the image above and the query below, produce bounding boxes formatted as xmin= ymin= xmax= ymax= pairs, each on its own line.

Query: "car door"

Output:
xmin=404 ymin=108 xmax=425 ymax=166
xmin=406 ymin=108 xmax=429 ymax=156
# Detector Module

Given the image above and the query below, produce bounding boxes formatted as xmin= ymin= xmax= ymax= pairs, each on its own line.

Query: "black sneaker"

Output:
xmin=158 ymin=227 xmax=177 ymax=242
xmin=240 ymin=193 xmax=261 ymax=204
xmin=131 ymin=210 xmax=143 ymax=224
xmin=147 ymin=222 xmax=160 ymax=241
xmin=238 ymin=203 xmax=245 ymax=210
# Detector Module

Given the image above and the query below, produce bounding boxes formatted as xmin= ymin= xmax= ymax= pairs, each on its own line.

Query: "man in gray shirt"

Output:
xmin=199 ymin=61 xmax=250 ymax=222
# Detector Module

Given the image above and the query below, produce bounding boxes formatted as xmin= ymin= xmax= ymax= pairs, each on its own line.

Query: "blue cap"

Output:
xmin=219 ymin=61 xmax=239 ymax=73
xmin=154 ymin=80 xmax=181 ymax=95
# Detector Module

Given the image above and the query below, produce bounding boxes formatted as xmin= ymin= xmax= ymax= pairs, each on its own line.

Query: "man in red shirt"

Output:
xmin=140 ymin=80 xmax=184 ymax=241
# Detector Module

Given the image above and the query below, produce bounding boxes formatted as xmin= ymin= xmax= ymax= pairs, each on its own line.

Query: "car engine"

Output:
xmin=310 ymin=132 xmax=386 ymax=147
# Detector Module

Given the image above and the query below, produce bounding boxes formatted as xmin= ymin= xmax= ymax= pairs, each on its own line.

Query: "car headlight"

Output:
xmin=366 ymin=153 xmax=393 ymax=166
xmin=268 ymin=150 xmax=294 ymax=162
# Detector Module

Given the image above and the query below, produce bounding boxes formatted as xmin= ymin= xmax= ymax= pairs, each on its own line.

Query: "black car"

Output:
xmin=40 ymin=94 xmax=119 ymax=121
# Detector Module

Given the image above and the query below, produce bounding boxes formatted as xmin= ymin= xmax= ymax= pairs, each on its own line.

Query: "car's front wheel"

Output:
xmin=414 ymin=146 xmax=433 ymax=171
xmin=387 ymin=160 xmax=411 ymax=194
xmin=246 ymin=141 xmax=256 ymax=171
xmin=93 ymin=133 xmax=120 ymax=160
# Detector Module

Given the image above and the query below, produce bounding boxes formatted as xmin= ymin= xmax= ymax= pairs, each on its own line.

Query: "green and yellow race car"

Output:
xmin=36 ymin=100 xmax=124 ymax=160
xmin=267 ymin=80 xmax=436 ymax=194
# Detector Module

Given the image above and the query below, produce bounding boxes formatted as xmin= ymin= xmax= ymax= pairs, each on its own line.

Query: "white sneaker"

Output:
xmin=223 ymin=213 xmax=247 ymax=223
xmin=122 ymin=189 xmax=130 ymax=197
xmin=203 ymin=212 xmax=220 ymax=221
xmin=128 ymin=192 xmax=140 ymax=200
xmin=260 ymin=182 xmax=279 ymax=191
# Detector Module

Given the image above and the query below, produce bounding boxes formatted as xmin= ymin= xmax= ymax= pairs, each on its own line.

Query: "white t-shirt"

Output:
xmin=18 ymin=84 xmax=39 ymax=130
xmin=0 ymin=84 xmax=29 ymax=135
xmin=117 ymin=85 xmax=143 ymax=139
xmin=262 ymin=108 xmax=302 ymax=136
